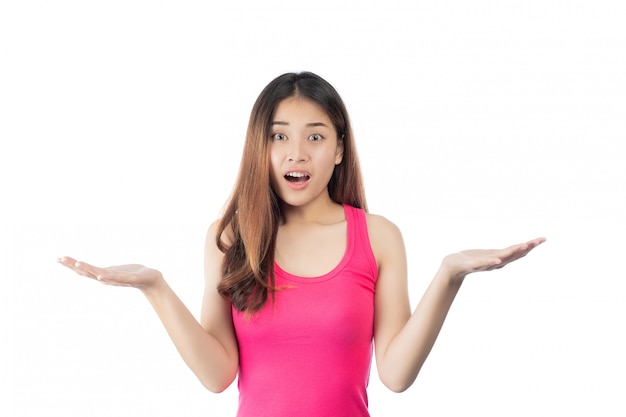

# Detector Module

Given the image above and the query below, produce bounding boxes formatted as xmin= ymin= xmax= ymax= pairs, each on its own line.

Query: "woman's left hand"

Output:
xmin=442 ymin=237 xmax=546 ymax=282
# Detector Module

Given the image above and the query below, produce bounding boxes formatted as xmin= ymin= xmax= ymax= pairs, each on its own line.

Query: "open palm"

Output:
xmin=57 ymin=256 xmax=162 ymax=289
xmin=442 ymin=237 xmax=545 ymax=281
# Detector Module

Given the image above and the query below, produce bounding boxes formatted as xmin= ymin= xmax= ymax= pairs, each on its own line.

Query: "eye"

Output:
xmin=271 ymin=133 xmax=287 ymax=141
xmin=308 ymin=133 xmax=323 ymax=141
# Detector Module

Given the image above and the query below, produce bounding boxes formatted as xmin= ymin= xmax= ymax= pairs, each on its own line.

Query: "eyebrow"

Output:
xmin=270 ymin=121 xmax=329 ymax=128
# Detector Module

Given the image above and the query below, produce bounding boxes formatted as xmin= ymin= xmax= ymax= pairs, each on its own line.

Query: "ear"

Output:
xmin=335 ymin=134 xmax=344 ymax=165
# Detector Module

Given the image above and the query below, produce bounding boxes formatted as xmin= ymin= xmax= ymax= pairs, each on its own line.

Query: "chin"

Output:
xmin=275 ymin=192 xmax=320 ymax=209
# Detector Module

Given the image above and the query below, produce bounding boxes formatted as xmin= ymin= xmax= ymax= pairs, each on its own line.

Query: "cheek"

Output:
xmin=320 ymin=148 xmax=341 ymax=169
xmin=312 ymin=150 xmax=340 ymax=185
xmin=269 ymin=151 xmax=283 ymax=186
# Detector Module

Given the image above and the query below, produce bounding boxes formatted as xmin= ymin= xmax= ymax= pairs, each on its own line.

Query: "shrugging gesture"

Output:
xmin=56 ymin=72 xmax=546 ymax=416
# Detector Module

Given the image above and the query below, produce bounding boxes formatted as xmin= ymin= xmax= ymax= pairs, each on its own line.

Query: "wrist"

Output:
xmin=437 ymin=259 xmax=466 ymax=286
xmin=139 ymin=272 xmax=167 ymax=299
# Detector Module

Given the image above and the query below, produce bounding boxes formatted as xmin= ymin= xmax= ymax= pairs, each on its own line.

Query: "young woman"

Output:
xmin=58 ymin=72 xmax=545 ymax=417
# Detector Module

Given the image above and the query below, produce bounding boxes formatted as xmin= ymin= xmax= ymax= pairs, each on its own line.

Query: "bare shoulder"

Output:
xmin=365 ymin=212 xmax=401 ymax=233
xmin=365 ymin=212 xmax=406 ymax=266
xmin=205 ymin=218 xmax=235 ymax=251
xmin=366 ymin=212 xmax=404 ymax=244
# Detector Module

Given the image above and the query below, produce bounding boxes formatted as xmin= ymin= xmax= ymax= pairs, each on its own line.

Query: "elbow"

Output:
xmin=200 ymin=373 xmax=236 ymax=394
xmin=198 ymin=364 xmax=238 ymax=394
xmin=383 ymin=379 xmax=413 ymax=394
xmin=203 ymin=381 xmax=230 ymax=394
xmin=379 ymin=368 xmax=419 ymax=393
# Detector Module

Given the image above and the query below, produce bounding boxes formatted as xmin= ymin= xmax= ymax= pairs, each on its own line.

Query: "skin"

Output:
xmin=269 ymin=97 xmax=347 ymax=276
xmin=58 ymin=96 xmax=545 ymax=394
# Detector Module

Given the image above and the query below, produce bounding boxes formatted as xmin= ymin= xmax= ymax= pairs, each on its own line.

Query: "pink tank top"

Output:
xmin=232 ymin=204 xmax=379 ymax=417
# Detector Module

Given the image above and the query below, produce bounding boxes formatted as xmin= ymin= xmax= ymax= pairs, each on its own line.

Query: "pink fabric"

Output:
xmin=232 ymin=205 xmax=379 ymax=417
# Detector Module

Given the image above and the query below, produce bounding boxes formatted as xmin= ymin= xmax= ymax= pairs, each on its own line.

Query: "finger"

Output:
xmin=526 ymin=237 xmax=546 ymax=248
xmin=57 ymin=256 xmax=77 ymax=266
xmin=496 ymin=243 xmax=529 ymax=260
xmin=73 ymin=261 xmax=109 ymax=280
xmin=503 ymin=237 xmax=545 ymax=253
xmin=469 ymin=256 xmax=502 ymax=273
xmin=513 ymin=238 xmax=545 ymax=258
xmin=97 ymin=272 xmax=138 ymax=287
xmin=62 ymin=258 xmax=105 ymax=280
xmin=497 ymin=238 xmax=545 ymax=266
xmin=57 ymin=256 xmax=96 ymax=278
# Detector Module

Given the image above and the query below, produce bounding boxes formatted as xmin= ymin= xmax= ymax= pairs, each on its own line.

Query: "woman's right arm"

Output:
xmin=57 ymin=221 xmax=239 ymax=393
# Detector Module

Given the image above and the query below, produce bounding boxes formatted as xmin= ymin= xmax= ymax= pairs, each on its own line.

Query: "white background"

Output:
xmin=1 ymin=1 xmax=624 ymax=416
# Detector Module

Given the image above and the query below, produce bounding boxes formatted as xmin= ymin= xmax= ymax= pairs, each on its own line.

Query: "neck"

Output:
xmin=279 ymin=196 xmax=344 ymax=225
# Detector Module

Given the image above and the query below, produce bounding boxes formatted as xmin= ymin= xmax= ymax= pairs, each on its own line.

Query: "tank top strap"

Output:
xmin=343 ymin=204 xmax=379 ymax=280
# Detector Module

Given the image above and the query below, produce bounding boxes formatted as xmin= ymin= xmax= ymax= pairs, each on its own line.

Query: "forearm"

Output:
xmin=379 ymin=266 xmax=463 ymax=392
xmin=141 ymin=279 xmax=237 ymax=392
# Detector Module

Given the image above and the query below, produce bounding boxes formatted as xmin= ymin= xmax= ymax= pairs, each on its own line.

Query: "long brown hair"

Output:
xmin=216 ymin=72 xmax=367 ymax=313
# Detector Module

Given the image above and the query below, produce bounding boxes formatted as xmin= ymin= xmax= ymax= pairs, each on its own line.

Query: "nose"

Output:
xmin=287 ymin=138 xmax=308 ymax=162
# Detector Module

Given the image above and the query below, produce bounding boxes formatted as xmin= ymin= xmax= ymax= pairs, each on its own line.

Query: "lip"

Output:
xmin=283 ymin=169 xmax=311 ymax=177
xmin=283 ymin=170 xmax=311 ymax=190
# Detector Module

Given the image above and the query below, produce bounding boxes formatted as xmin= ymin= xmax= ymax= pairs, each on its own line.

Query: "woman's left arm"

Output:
xmin=368 ymin=214 xmax=545 ymax=393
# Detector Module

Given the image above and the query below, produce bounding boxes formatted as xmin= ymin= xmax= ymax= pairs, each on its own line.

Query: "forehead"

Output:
xmin=272 ymin=97 xmax=333 ymax=126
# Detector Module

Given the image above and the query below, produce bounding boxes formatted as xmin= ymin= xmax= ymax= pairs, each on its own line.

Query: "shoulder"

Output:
xmin=206 ymin=218 xmax=236 ymax=251
xmin=365 ymin=212 xmax=403 ymax=242
xmin=365 ymin=212 xmax=406 ymax=266
xmin=204 ymin=219 xmax=236 ymax=279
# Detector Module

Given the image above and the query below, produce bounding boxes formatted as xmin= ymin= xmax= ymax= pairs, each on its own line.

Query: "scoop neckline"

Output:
xmin=274 ymin=204 xmax=354 ymax=283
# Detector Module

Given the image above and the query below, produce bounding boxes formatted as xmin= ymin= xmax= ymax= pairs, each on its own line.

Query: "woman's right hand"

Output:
xmin=57 ymin=256 xmax=164 ymax=290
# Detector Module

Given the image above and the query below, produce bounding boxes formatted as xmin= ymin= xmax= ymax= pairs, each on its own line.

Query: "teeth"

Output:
xmin=285 ymin=172 xmax=307 ymax=178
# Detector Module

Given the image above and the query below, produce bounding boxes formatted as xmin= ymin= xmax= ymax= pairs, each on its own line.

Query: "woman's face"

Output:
xmin=268 ymin=97 xmax=344 ymax=209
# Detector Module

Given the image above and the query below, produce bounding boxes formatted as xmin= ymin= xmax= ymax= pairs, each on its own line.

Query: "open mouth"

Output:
xmin=284 ymin=172 xmax=310 ymax=184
